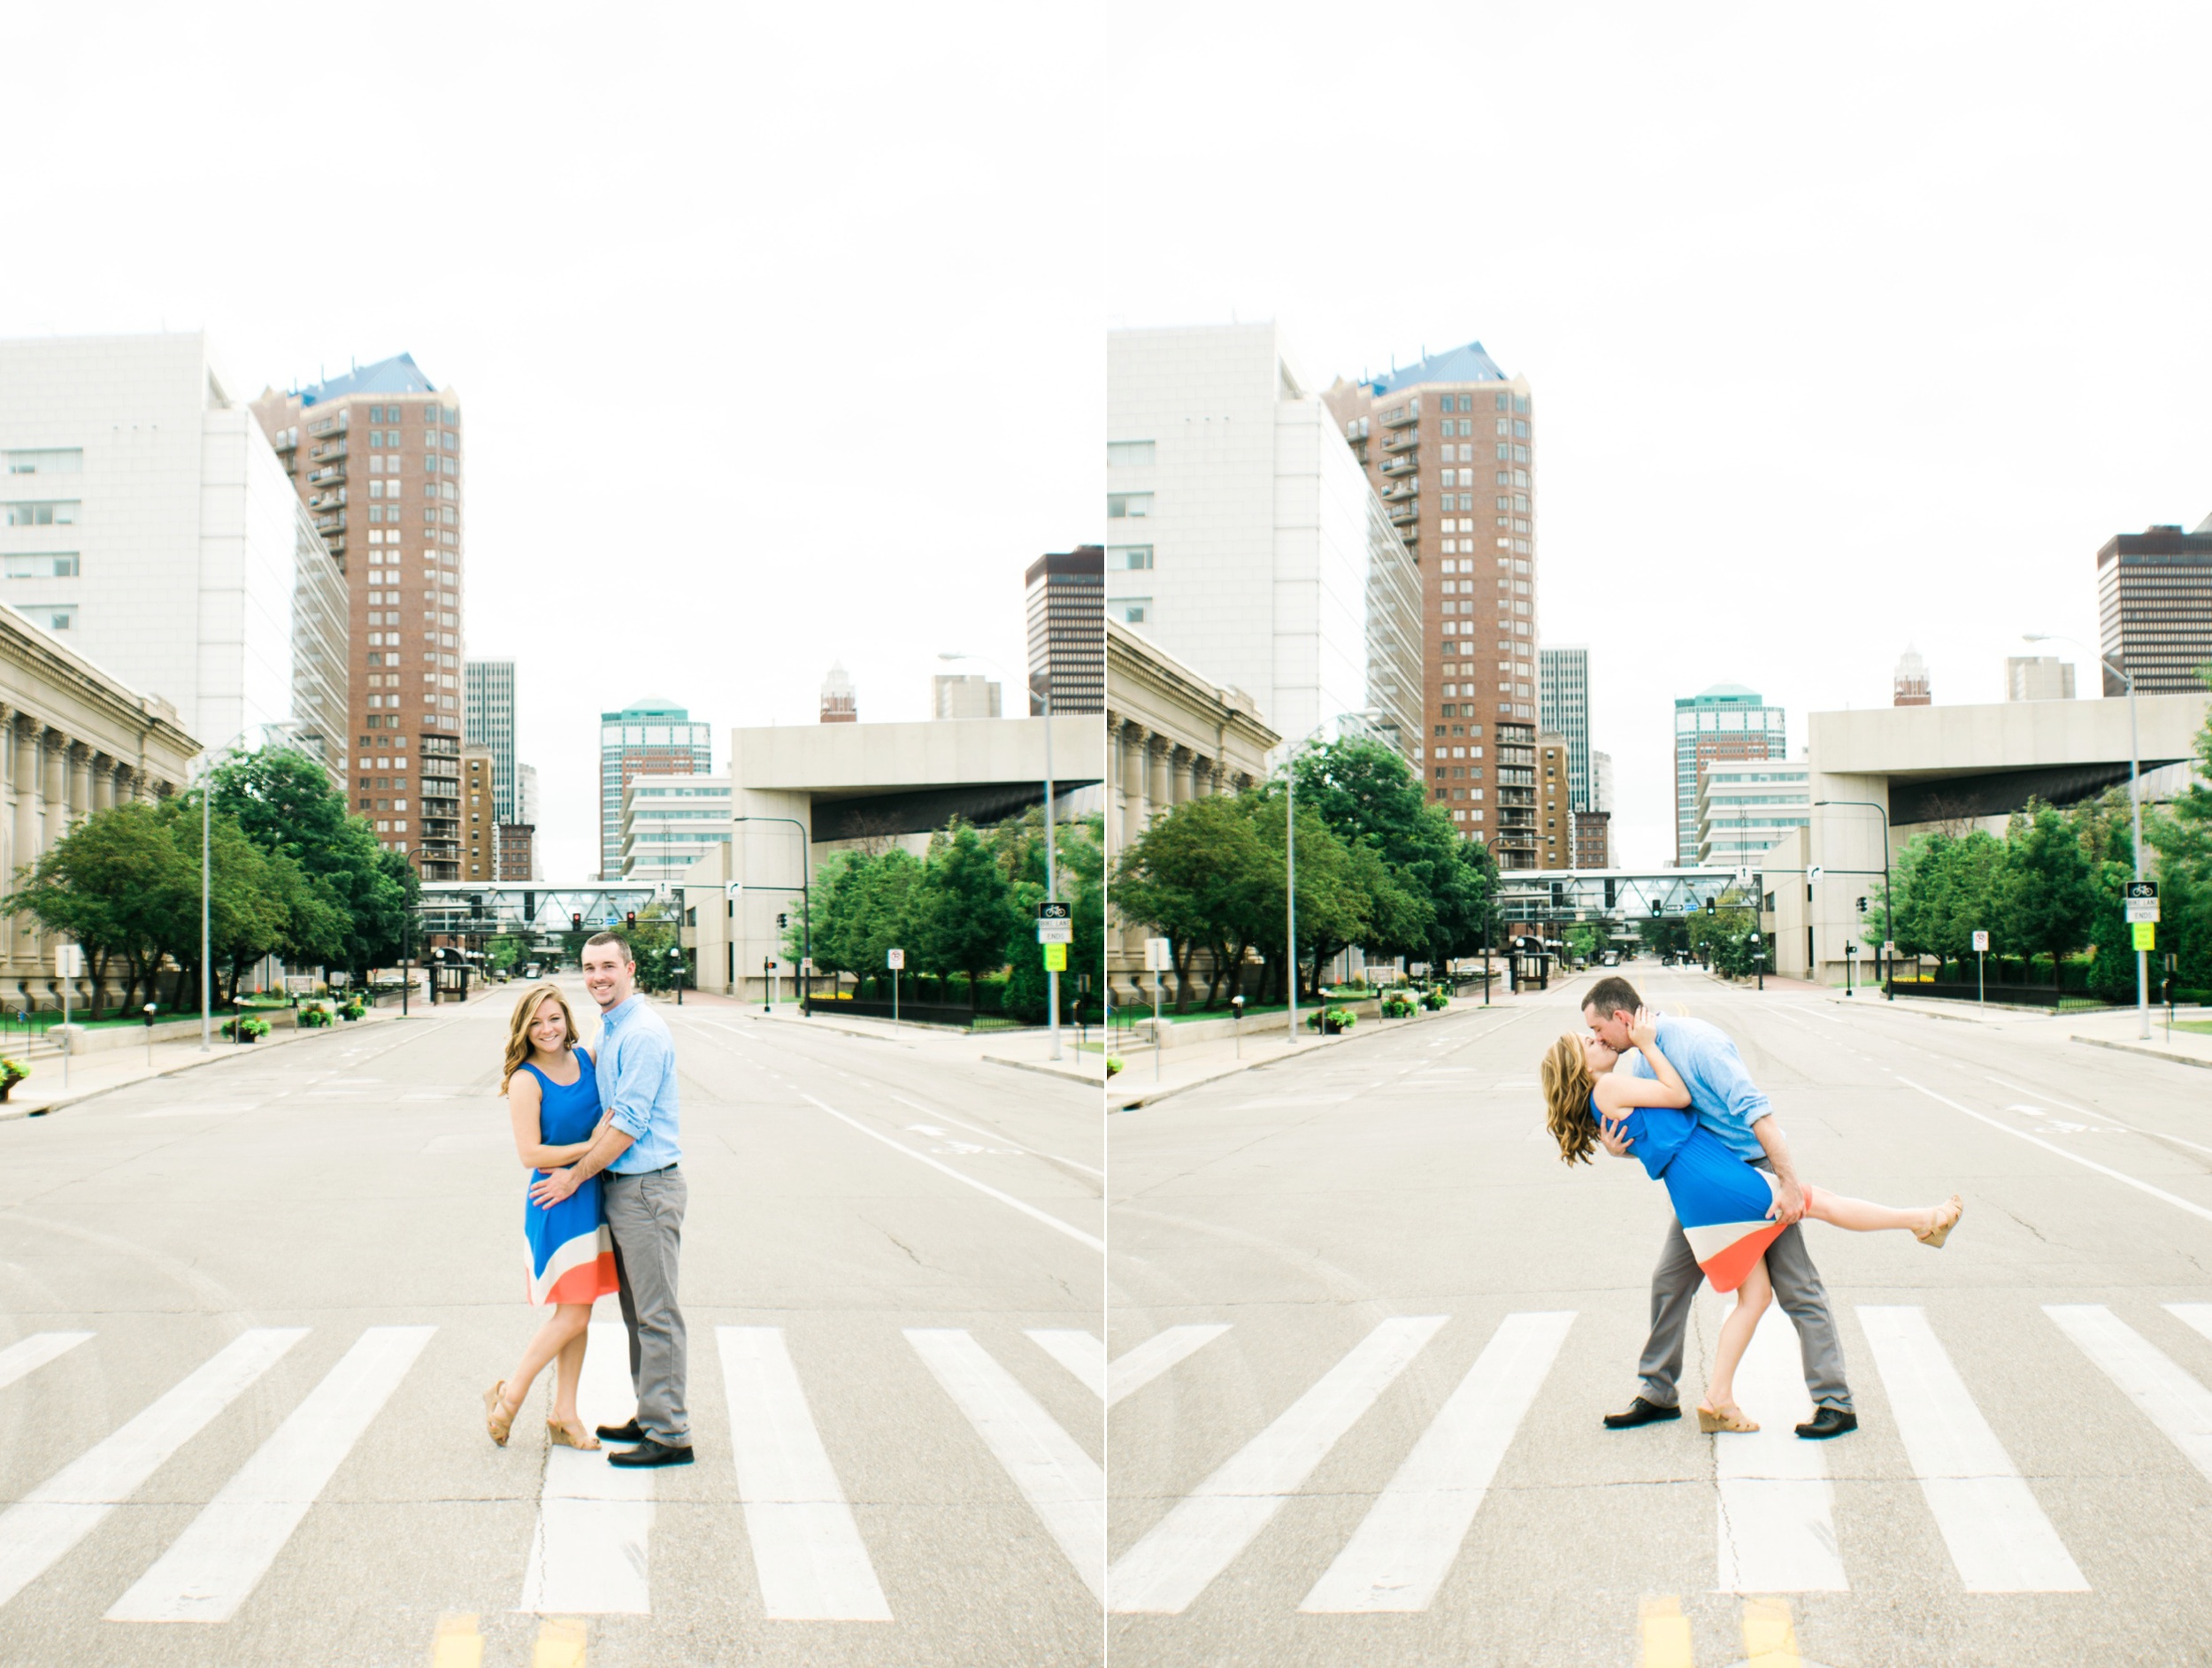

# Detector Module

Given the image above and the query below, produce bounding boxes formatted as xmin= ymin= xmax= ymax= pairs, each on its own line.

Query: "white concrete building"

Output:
xmin=620 ymin=773 xmax=733 ymax=884
xmin=1592 ymin=749 xmax=1615 ymax=814
xmin=1695 ymin=757 xmax=1810 ymax=869
xmin=0 ymin=333 xmax=347 ymax=773
xmin=1105 ymin=323 xmax=1421 ymax=761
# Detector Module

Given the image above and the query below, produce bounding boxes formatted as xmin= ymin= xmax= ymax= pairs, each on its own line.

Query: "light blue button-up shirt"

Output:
xmin=594 ymin=995 xmax=683 ymax=1174
xmin=1624 ymin=1014 xmax=1770 ymax=1164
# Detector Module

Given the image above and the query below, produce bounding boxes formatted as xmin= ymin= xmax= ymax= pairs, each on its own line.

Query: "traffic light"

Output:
xmin=777 ymin=912 xmax=787 ymax=929
xmin=1705 ymin=897 xmax=1717 ymax=915
xmin=1856 ymin=896 xmax=1868 ymax=912
xmin=625 ymin=911 xmax=636 ymax=929
xmin=570 ymin=912 xmax=581 ymax=930
xmin=1648 ymin=899 xmax=1661 ymax=918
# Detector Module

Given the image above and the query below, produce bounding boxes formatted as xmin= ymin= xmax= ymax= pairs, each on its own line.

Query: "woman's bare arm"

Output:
xmin=1594 ymin=1006 xmax=1691 ymax=1111
xmin=507 ymin=1072 xmax=595 ymax=1170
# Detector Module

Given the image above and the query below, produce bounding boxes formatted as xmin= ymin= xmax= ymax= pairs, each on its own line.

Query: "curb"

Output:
xmin=979 ymin=1054 xmax=1107 ymax=1088
xmin=1110 ymin=1003 xmax=1478 ymax=1111
xmin=0 ymin=1011 xmax=402 ymax=1122
xmin=2070 ymin=1034 xmax=2212 ymax=1072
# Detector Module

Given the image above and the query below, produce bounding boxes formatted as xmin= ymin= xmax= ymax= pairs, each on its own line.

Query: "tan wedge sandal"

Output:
xmin=1916 ymin=1195 xmax=1965 ymax=1249
xmin=484 ymin=1380 xmax=517 ymax=1446
xmin=1697 ymin=1403 xmax=1759 ymax=1434
xmin=547 ymin=1417 xmax=601 ymax=1451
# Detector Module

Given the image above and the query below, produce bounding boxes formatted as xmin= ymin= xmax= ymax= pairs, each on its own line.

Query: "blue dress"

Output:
xmin=1593 ymin=1097 xmax=1783 ymax=1293
xmin=521 ymin=1049 xmax=618 ymax=1307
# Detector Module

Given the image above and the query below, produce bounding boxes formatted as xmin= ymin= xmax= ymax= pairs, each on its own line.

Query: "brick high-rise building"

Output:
xmin=1326 ymin=343 xmax=1540 ymax=866
xmin=497 ymin=821 xmax=535 ymax=882
xmin=1025 ymin=545 xmax=1104 ymax=714
xmin=1673 ymin=683 xmax=1786 ymax=868
xmin=1572 ymin=809 xmax=1612 ymax=870
xmin=462 ymin=747 xmax=495 ymax=881
xmin=2098 ymin=519 xmax=2212 ymax=694
xmin=1537 ymin=730 xmax=1572 ymax=870
xmin=252 ymin=355 xmax=466 ymax=877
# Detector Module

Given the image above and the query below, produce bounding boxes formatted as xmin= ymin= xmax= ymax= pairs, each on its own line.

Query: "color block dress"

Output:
xmin=1593 ymin=1097 xmax=1785 ymax=1293
xmin=521 ymin=1050 xmax=618 ymax=1307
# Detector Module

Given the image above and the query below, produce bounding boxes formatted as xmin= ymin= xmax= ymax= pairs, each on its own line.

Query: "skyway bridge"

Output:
xmin=1492 ymin=867 xmax=1763 ymax=934
xmin=418 ymin=882 xmax=671 ymax=941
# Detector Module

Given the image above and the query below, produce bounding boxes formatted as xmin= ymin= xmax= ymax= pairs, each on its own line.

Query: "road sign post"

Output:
xmin=55 ymin=942 xmax=81 ymax=1088
xmin=1038 ymin=902 xmax=1074 ymax=1059
xmin=887 ymin=947 xmax=903 ymax=1026
xmin=1972 ymin=929 xmax=1988 ymax=1003
xmin=1144 ymin=936 xmax=1171 ymax=1081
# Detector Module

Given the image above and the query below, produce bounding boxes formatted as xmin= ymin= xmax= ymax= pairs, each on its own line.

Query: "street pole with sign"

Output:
xmin=1973 ymin=929 xmax=1988 ymax=1003
xmin=1038 ymin=901 xmax=1073 ymax=1055
xmin=55 ymin=942 xmax=81 ymax=1089
xmin=887 ymin=947 xmax=903 ymax=1026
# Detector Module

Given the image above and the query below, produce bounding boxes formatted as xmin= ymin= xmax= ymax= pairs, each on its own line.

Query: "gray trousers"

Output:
xmin=1639 ymin=1163 xmax=1853 ymax=1412
xmin=603 ymin=1167 xmax=689 ymax=1445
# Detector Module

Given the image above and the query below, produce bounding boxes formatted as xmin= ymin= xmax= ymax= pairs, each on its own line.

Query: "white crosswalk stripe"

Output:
xmin=1713 ymin=1299 xmax=1847 ymax=1593
xmin=1027 ymin=1328 xmax=1106 ymax=1399
xmin=0 ymin=1330 xmax=91 ymax=1391
xmin=518 ymin=1323 xmax=654 ymax=1615
xmin=1101 ymin=1324 xmax=1231 ymax=1407
xmin=906 ymin=1327 xmax=1104 ymax=1600
xmin=0 ymin=1328 xmax=306 ymax=1610
xmin=1856 ymin=1306 xmax=2085 ymax=1593
xmin=2047 ymin=1303 xmax=2212 ymax=1486
xmin=1109 ymin=1315 xmax=1446 ymax=1615
xmin=1301 ymin=1311 xmax=1574 ymax=1613
xmin=108 ymin=1326 xmax=436 ymax=1622
xmin=718 ymin=1326 xmax=892 ymax=1622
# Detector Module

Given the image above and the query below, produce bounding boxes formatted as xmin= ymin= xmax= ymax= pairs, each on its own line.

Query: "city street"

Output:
xmin=1109 ymin=965 xmax=2212 ymax=1666
xmin=0 ymin=985 xmax=1103 ymax=1668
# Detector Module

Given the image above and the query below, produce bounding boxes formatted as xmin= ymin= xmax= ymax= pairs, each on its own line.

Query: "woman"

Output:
xmin=1540 ymin=1007 xmax=1962 ymax=1434
xmin=484 ymin=982 xmax=618 ymax=1449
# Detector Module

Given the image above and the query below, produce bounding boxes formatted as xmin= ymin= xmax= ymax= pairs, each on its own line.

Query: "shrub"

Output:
xmin=297 ymin=1005 xmax=334 ymax=1028
xmin=1423 ymin=987 xmax=1450 ymax=1011
xmin=1106 ymin=1056 xmax=1125 ymax=1077
xmin=1306 ymin=1005 xmax=1357 ymax=1034
xmin=221 ymin=1015 xmax=272 ymax=1042
xmin=1380 ymin=992 xmax=1417 ymax=1018
xmin=340 ymin=999 xmax=367 ymax=1021
xmin=0 ymin=1056 xmax=27 ymax=1097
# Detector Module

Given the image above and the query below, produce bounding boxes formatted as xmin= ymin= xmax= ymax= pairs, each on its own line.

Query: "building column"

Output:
xmin=66 ymin=742 xmax=91 ymax=832
xmin=1170 ymin=745 xmax=1195 ymax=806
xmin=1120 ymin=723 xmax=1148 ymax=852
xmin=41 ymin=731 xmax=67 ymax=859
xmin=1147 ymin=735 xmax=1173 ymax=822
xmin=90 ymin=754 xmax=117 ymax=812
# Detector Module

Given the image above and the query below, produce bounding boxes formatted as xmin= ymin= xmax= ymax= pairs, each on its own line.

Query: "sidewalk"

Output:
xmin=2065 ymin=1003 xmax=2212 ymax=1071
xmin=749 ymin=1003 xmax=1106 ymax=1088
xmin=0 ymin=1007 xmax=404 ymax=1121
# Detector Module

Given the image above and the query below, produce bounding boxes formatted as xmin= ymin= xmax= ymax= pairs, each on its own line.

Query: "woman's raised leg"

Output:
xmin=1702 ymin=1257 xmax=1770 ymax=1428
xmin=1804 ymin=1185 xmax=1960 ymax=1240
xmin=550 ymin=1306 xmax=592 ymax=1423
xmin=500 ymin=1306 xmax=590 ymax=1423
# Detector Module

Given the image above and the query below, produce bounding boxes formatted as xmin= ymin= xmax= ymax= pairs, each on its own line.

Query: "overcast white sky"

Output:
xmin=1109 ymin=1 xmax=2212 ymax=866
xmin=2 ymin=4 xmax=1101 ymax=878
xmin=9 ymin=5 xmax=2208 ymax=875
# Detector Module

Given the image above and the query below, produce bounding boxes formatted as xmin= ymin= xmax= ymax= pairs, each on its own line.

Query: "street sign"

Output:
xmin=2133 ymin=920 xmax=2157 ymax=951
xmin=2128 ymin=880 xmax=2159 ymax=899
xmin=1043 ymin=942 xmax=1068 ymax=972
xmin=1883 ymin=941 xmax=1896 ymax=956
xmin=887 ymin=948 xmax=905 ymax=971
xmin=1972 ymin=931 xmax=1989 ymax=953
xmin=800 ymin=957 xmax=814 ymax=974
xmin=1144 ymin=936 xmax=1172 ymax=972
xmin=1038 ymin=901 xmax=1072 ymax=920
xmin=2125 ymin=898 xmax=2160 ymax=924
xmin=1735 ymin=865 xmax=1752 ymax=886
xmin=1037 ymin=911 xmax=1074 ymax=945
xmin=1808 ymin=865 xmax=1824 ymax=883
xmin=53 ymin=944 xmax=83 ymax=979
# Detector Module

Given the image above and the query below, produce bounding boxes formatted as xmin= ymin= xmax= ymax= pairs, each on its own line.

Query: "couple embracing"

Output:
xmin=483 ymin=934 xmax=694 ymax=1468
xmin=1541 ymin=975 xmax=1962 ymax=1436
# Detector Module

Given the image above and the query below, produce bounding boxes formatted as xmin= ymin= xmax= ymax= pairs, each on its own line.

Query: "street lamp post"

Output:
xmin=2027 ymin=634 xmax=2150 ymax=1041
xmin=730 ymin=818 xmax=811 ymax=1018
xmin=940 ymin=652 xmax=1064 ymax=1061
xmin=1814 ymin=801 xmax=1893 ymax=1001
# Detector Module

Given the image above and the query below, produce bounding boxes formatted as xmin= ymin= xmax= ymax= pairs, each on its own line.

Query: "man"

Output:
xmin=529 ymin=933 xmax=693 ymax=1467
xmin=1582 ymin=973 xmax=1856 ymax=1441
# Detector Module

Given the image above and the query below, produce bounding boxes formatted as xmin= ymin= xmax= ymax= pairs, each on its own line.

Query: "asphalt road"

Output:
xmin=1108 ymin=964 xmax=2212 ymax=1667
xmin=0 ymin=986 xmax=1103 ymax=1667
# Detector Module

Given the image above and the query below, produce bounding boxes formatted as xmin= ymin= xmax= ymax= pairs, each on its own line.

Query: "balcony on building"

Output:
xmin=1381 ymin=453 xmax=1417 ymax=476
xmin=1381 ymin=400 xmax=1422 ymax=428
xmin=1382 ymin=429 xmax=1421 ymax=454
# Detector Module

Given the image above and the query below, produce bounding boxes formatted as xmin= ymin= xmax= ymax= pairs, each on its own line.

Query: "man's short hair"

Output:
xmin=582 ymin=930 xmax=634 ymax=965
xmin=1584 ymin=973 xmax=1642 ymax=1018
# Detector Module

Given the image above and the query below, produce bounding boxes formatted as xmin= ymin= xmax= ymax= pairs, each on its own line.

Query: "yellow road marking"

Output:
xmin=534 ymin=1617 xmax=589 ymax=1668
xmin=430 ymin=1613 xmax=482 ymax=1668
xmin=1640 ymin=1595 xmax=1695 ymax=1667
xmin=1742 ymin=1595 xmax=1801 ymax=1665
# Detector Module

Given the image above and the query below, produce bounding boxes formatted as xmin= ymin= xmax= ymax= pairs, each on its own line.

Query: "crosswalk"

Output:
xmin=0 ymin=1316 xmax=1102 ymax=1630
xmin=1109 ymin=1297 xmax=2212 ymax=1616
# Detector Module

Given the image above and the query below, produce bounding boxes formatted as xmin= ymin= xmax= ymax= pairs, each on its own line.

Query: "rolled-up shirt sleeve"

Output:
xmin=604 ymin=1026 xmax=667 ymax=1143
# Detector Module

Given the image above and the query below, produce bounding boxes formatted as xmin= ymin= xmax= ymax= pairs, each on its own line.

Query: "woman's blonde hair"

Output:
xmin=503 ymin=982 xmax=581 ymax=1092
xmin=1540 ymin=1033 xmax=1599 ymax=1165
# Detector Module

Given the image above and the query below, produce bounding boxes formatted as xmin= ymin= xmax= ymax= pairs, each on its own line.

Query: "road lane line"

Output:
xmin=1715 ymin=1301 xmax=1847 ymax=1593
xmin=1640 ymin=1595 xmax=1694 ymax=1667
xmin=717 ymin=1327 xmax=891 ymax=1621
xmin=430 ymin=1613 xmax=484 ymax=1668
xmin=1300 ymin=1311 xmax=1574 ymax=1612
xmin=1103 ymin=1324 xmax=1232 ymax=1407
xmin=2165 ymin=1304 xmax=2212 ymax=1353
xmin=0 ymin=1327 xmax=306 ymax=1610
xmin=1027 ymin=1329 xmax=1105 ymax=1399
xmin=1109 ymin=1315 xmax=1447 ymax=1614
xmin=1741 ymin=1596 xmax=1801 ymax=1662
xmin=887 ymin=1094 xmax=1104 ymax=1178
xmin=905 ymin=1328 xmax=1103 ymax=1600
xmin=1985 ymin=1075 xmax=2212 ymax=1158
xmin=519 ymin=1324 xmax=654 ymax=1615
xmin=533 ymin=1616 xmax=588 ymax=1666
xmin=801 ymin=1095 xmax=1102 ymax=1253
xmin=109 ymin=1325 xmax=436 ymax=1622
xmin=0 ymin=1331 xmax=91 ymax=1391
xmin=1900 ymin=1078 xmax=2212 ymax=1224
xmin=2047 ymin=1304 xmax=2212 ymax=1485
xmin=1855 ymin=1307 xmax=2085 ymax=1592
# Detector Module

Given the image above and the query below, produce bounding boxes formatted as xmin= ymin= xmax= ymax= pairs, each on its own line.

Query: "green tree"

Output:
xmin=485 ymin=934 xmax=529 ymax=973
xmin=1248 ymin=793 xmax=1369 ymax=1003
xmin=1112 ymin=794 xmax=1275 ymax=1011
xmin=1 ymin=800 xmax=191 ymax=1017
xmin=1994 ymin=803 xmax=2100 ymax=988
xmin=918 ymin=823 xmax=1022 ymax=1008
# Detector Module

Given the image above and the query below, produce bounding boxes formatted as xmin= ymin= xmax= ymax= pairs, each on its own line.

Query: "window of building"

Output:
xmin=4 ymin=553 xmax=78 ymax=578
xmin=1116 ymin=599 xmax=1150 ymax=624
xmin=1111 ymin=545 xmax=1154 ymax=571
xmin=1515 ymin=420 xmax=1530 ymax=439
xmin=1514 ymin=395 xmax=1531 ymax=415
xmin=1106 ymin=494 xmax=1152 ymax=519
xmin=4 ymin=501 xmax=78 ymax=527
xmin=1107 ymin=440 xmax=1155 ymax=467
xmin=4 ymin=450 xmax=83 ymax=476
xmin=1495 ymin=393 xmax=1509 ymax=411
xmin=27 ymin=605 xmax=74 ymax=631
